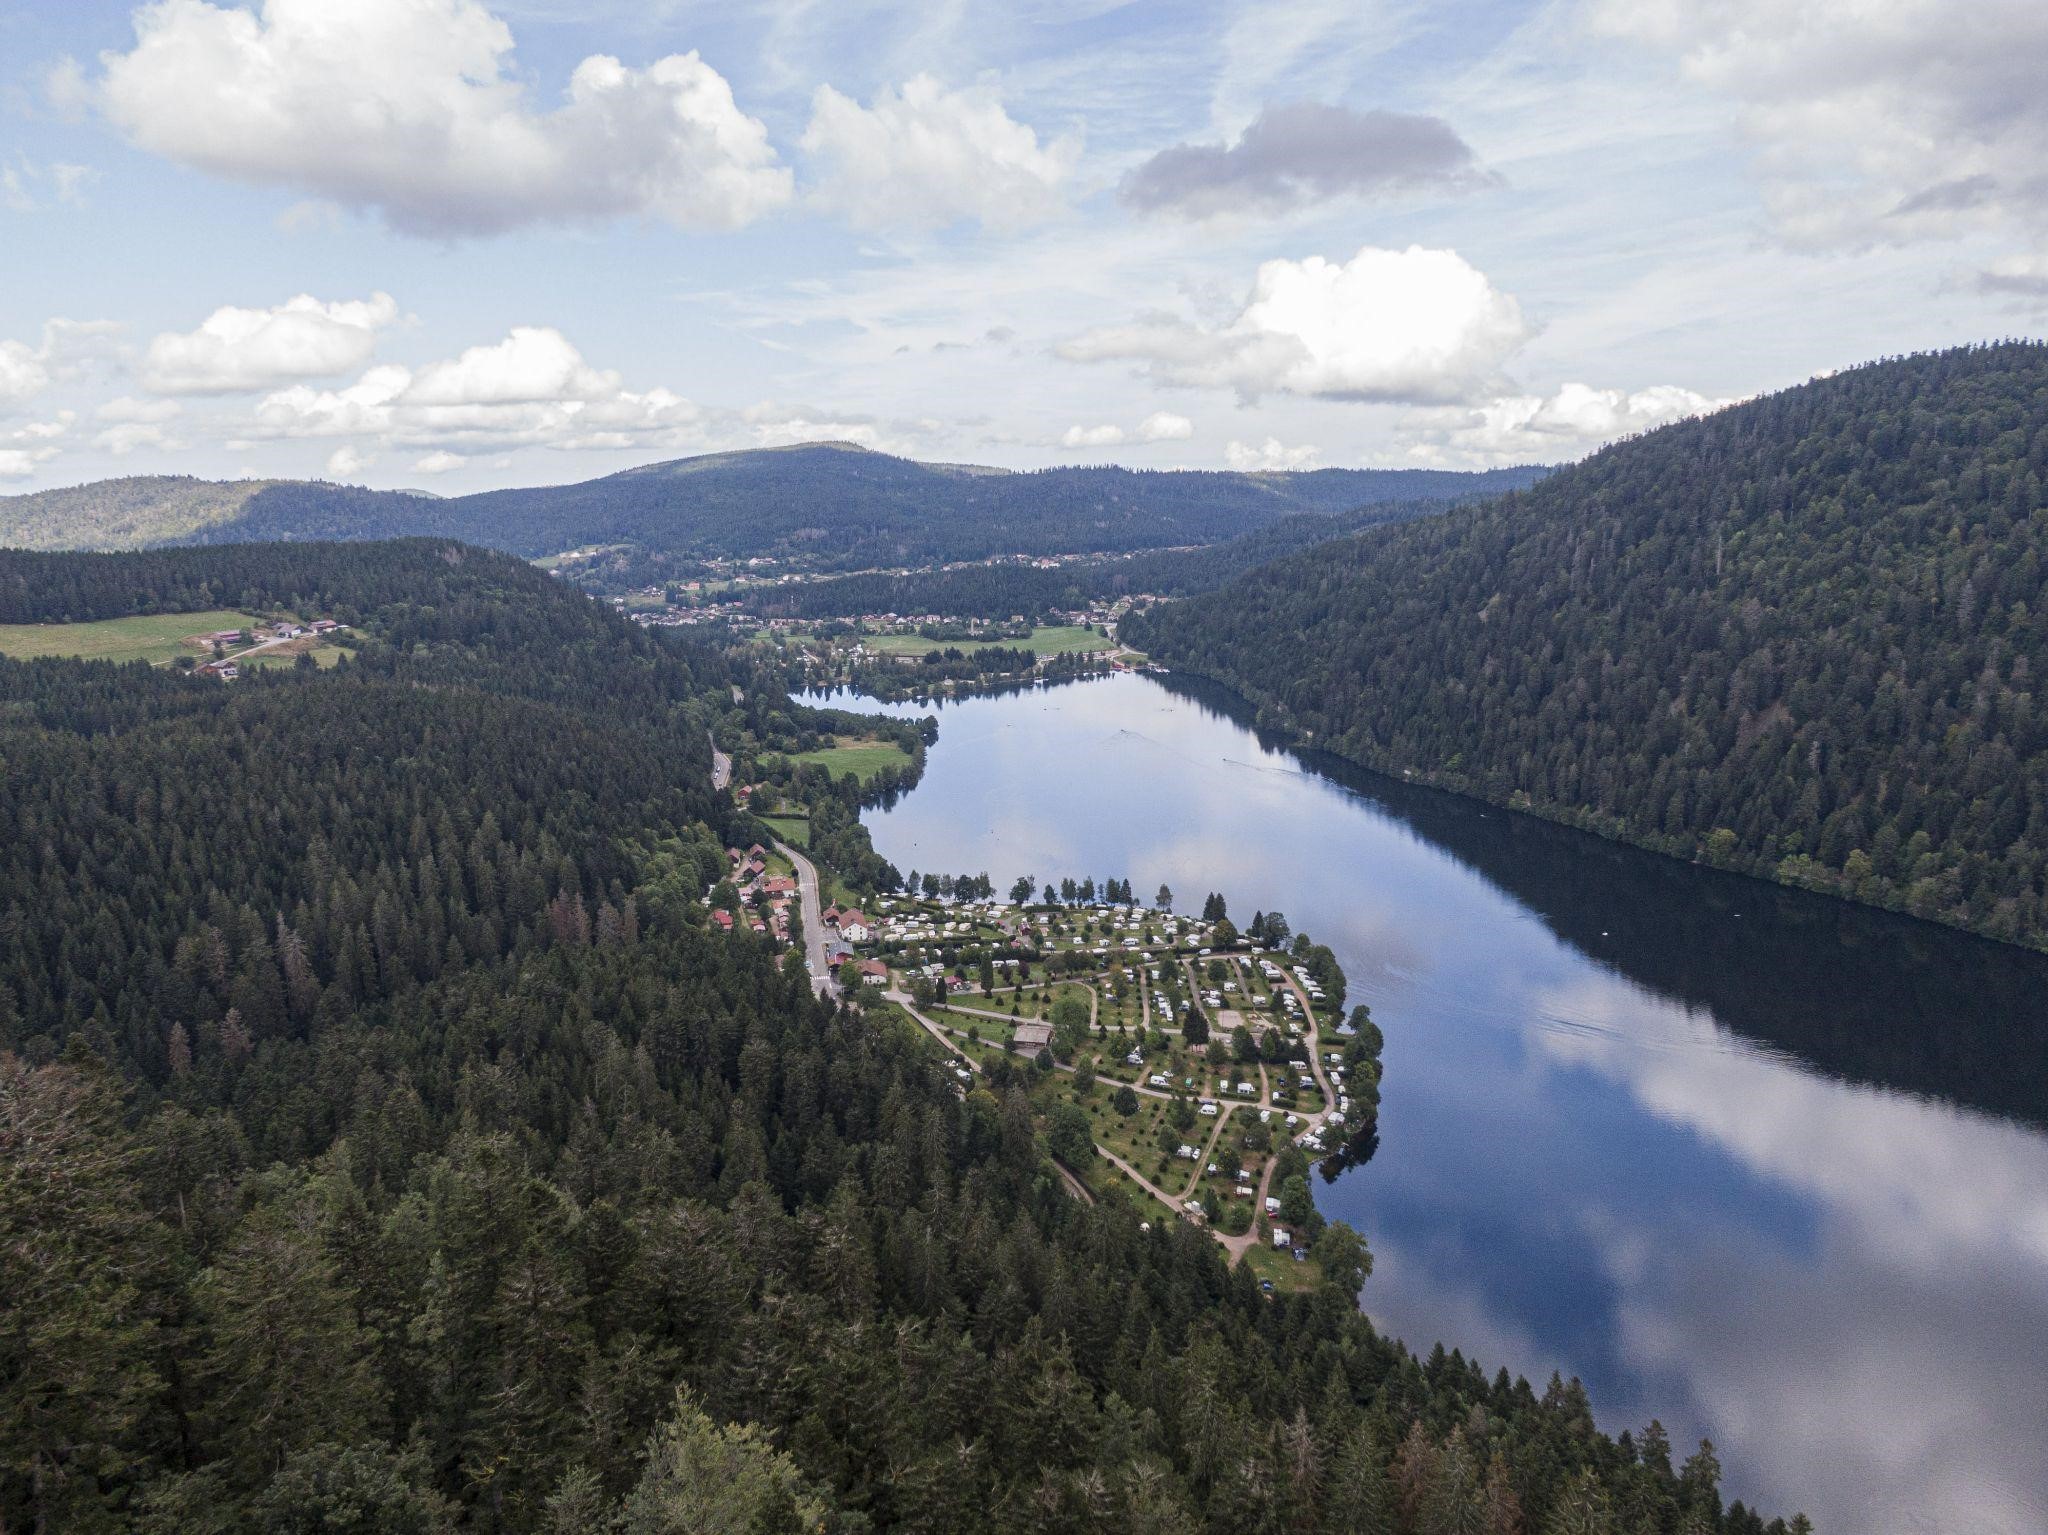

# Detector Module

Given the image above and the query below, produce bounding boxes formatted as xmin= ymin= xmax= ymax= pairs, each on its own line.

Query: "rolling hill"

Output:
xmin=1126 ymin=342 xmax=2048 ymax=950
xmin=0 ymin=442 xmax=1545 ymax=569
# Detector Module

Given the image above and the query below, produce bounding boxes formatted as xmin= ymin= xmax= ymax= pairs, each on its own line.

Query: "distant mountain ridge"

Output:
xmin=1127 ymin=342 xmax=2048 ymax=950
xmin=0 ymin=441 xmax=1547 ymax=568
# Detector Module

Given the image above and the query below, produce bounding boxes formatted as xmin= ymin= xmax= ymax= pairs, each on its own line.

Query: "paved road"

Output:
xmin=709 ymin=730 xmax=731 ymax=791
xmin=774 ymin=839 xmax=839 ymax=1000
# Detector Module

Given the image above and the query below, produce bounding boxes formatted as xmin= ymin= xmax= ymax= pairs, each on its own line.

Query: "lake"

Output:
xmin=806 ymin=672 xmax=2048 ymax=1535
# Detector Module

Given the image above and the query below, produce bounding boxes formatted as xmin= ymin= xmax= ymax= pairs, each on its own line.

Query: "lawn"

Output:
xmin=863 ymin=624 xmax=1113 ymax=658
xmin=758 ymin=814 xmax=810 ymax=848
xmin=0 ymin=609 xmax=260 ymax=666
xmin=785 ymin=738 xmax=913 ymax=784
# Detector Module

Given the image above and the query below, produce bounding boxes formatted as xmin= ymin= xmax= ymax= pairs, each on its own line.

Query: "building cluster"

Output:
xmin=196 ymin=617 xmax=345 ymax=679
xmin=712 ymin=842 xmax=794 ymax=943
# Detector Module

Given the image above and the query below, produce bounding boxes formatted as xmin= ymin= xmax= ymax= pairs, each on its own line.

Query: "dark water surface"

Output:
xmin=807 ymin=673 xmax=2048 ymax=1535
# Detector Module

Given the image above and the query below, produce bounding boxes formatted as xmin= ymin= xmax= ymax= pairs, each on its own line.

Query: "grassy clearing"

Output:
xmin=758 ymin=814 xmax=810 ymax=847
xmin=786 ymin=738 xmax=913 ymax=784
xmin=863 ymin=624 xmax=1113 ymax=658
xmin=0 ymin=609 xmax=259 ymax=665
xmin=241 ymin=644 xmax=353 ymax=671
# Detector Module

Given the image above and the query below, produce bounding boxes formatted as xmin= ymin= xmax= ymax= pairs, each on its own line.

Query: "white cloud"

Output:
xmin=1060 ymin=411 xmax=1193 ymax=450
xmin=1588 ymin=0 xmax=2048 ymax=255
xmin=1060 ymin=245 xmax=1528 ymax=404
xmin=0 ymin=414 xmax=72 ymax=479
xmin=4 ymin=413 xmax=75 ymax=445
xmin=412 ymin=451 xmax=466 ymax=475
xmin=142 ymin=293 xmax=399 ymax=395
xmin=248 ymin=326 xmax=708 ymax=461
xmin=325 ymin=444 xmax=373 ymax=478
xmin=0 ymin=449 xmax=53 ymax=480
xmin=93 ymin=421 xmax=180 ymax=456
xmin=0 ymin=340 xmax=47 ymax=409
xmin=0 ymin=320 xmax=124 ymax=412
xmin=405 ymin=326 xmax=617 ymax=407
xmin=93 ymin=0 xmax=791 ymax=237
xmin=0 ymin=157 xmax=98 ymax=213
xmin=1225 ymin=436 xmax=1319 ymax=471
xmin=1403 ymin=381 xmax=1733 ymax=467
xmin=801 ymin=74 xmax=1077 ymax=230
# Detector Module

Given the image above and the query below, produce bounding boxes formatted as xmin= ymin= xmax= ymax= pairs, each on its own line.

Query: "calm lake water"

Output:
xmin=805 ymin=672 xmax=2048 ymax=1535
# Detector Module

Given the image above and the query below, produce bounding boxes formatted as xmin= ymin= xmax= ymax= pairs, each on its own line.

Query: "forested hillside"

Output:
xmin=0 ymin=475 xmax=437 ymax=552
xmin=748 ymin=497 xmax=1463 ymax=621
xmin=0 ymin=540 xmax=1790 ymax=1534
xmin=1128 ymin=342 xmax=2048 ymax=949
xmin=2 ymin=442 xmax=1544 ymax=568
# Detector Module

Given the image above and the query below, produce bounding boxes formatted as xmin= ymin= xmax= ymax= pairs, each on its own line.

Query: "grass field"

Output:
xmin=864 ymin=624 xmax=1113 ymax=658
xmin=241 ymin=644 xmax=352 ymax=671
xmin=786 ymin=738 xmax=913 ymax=783
xmin=0 ymin=609 xmax=259 ymax=665
xmin=758 ymin=814 xmax=810 ymax=847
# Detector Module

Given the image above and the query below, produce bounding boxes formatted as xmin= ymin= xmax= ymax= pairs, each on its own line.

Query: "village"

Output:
xmin=707 ymin=842 xmax=1380 ymax=1291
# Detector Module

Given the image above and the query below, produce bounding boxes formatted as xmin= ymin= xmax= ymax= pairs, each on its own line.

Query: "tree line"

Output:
xmin=1131 ymin=342 xmax=2048 ymax=951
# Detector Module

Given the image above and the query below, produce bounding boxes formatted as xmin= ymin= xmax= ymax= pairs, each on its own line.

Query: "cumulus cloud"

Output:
xmin=0 ymin=319 xmax=123 ymax=412
xmin=94 ymin=420 xmax=180 ymax=456
xmin=325 ymin=444 xmax=373 ymax=478
xmin=1225 ymin=436 xmax=1319 ymax=471
xmin=1138 ymin=410 xmax=1193 ymax=441
xmin=0 ymin=414 xmax=73 ymax=479
xmin=142 ymin=293 xmax=399 ymax=395
xmin=0 ymin=340 xmax=46 ymax=409
xmin=247 ymin=326 xmax=707 ymax=460
xmin=412 ymin=451 xmax=466 ymax=475
xmin=801 ymin=75 xmax=1077 ymax=230
xmin=1404 ymin=382 xmax=1732 ymax=467
xmin=1059 ymin=412 xmax=1193 ymax=450
xmin=1121 ymin=102 xmax=1489 ymax=218
xmin=1061 ymin=245 xmax=1526 ymax=404
xmin=91 ymin=0 xmax=791 ymax=237
xmin=0 ymin=450 xmax=52 ymax=480
xmin=1588 ymin=0 xmax=2048 ymax=254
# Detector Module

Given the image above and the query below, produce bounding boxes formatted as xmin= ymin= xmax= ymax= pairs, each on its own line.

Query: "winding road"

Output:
xmin=774 ymin=839 xmax=840 ymax=1001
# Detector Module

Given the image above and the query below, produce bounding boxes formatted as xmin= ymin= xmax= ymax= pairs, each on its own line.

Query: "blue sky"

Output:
xmin=2 ymin=0 xmax=2043 ymax=494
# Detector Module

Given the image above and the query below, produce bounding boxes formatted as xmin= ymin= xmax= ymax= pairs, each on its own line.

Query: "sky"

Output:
xmin=2 ymin=0 xmax=2044 ymax=495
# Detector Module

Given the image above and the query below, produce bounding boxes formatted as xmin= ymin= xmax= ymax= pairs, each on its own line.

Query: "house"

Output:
xmin=1012 ymin=1021 xmax=1056 ymax=1059
xmin=858 ymin=957 xmax=890 ymax=982
xmin=760 ymin=876 xmax=796 ymax=897
xmin=310 ymin=619 xmax=341 ymax=633
xmin=711 ymin=910 xmax=734 ymax=931
xmin=837 ymin=910 xmax=873 ymax=943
